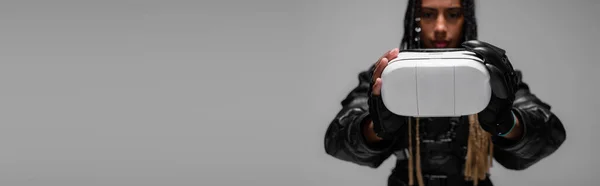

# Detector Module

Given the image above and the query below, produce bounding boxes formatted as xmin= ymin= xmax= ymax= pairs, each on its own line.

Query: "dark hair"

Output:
xmin=399 ymin=0 xmax=478 ymax=49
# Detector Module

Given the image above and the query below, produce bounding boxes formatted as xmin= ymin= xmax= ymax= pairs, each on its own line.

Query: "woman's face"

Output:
xmin=419 ymin=0 xmax=465 ymax=48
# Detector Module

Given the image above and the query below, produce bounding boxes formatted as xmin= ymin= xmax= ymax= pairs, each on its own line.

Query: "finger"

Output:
xmin=486 ymin=64 xmax=509 ymax=99
xmin=372 ymin=48 xmax=397 ymax=81
xmin=378 ymin=48 xmax=399 ymax=64
xmin=372 ymin=78 xmax=382 ymax=96
xmin=385 ymin=48 xmax=400 ymax=61
xmin=373 ymin=57 xmax=389 ymax=80
xmin=462 ymin=40 xmax=487 ymax=50
xmin=472 ymin=47 xmax=507 ymax=71
xmin=462 ymin=40 xmax=505 ymax=56
xmin=375 ymin=49 xmax=391 ymax=65
xmin=372 ymin=57 xmax=385 ymax=80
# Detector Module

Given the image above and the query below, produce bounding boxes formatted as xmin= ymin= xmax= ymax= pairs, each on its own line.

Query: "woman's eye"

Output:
xmin=422 ymin=13 xmax=434 ymax=18
xmin=447 ymin=11 xmax=462 ymax=19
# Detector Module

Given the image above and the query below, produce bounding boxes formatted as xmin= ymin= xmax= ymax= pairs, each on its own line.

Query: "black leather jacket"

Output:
xmin=323 ymin=66 xmax=567 ymax=186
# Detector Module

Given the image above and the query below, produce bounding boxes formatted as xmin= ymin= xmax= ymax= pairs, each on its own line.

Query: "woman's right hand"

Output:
xmin=365 ymin=48 xmax=408 ymax=141
xmin=371 ymin=48 xmax=399 ymax=96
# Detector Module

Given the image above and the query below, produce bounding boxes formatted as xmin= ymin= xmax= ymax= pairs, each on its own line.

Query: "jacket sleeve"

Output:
xmin=492 ymin=71 xmax=567 ymax=170
xmin=323 ymin=66 xmax=399 ymax=168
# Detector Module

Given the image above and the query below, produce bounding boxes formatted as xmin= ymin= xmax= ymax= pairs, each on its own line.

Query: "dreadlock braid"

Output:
xmin=415 ymin=118 xmax=424 ymax=186
xmin=408 ymin=118 xmax=414 ymax=186
xmin=406 ymin=117 xmax=424 ymax=186
xmin=461 ymin=0 xmax=477 ymax=44
xmin=464 ymin=114 xmax=494 ymax=186
xmin=407 ymin=115 xmax=493 ymax=186
xmin=400 ymin=0 xmax=421 ymax=50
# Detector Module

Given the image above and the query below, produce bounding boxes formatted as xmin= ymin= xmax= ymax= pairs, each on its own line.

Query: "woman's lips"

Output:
xmin=434 ymin=41 xmax=449 ymax=48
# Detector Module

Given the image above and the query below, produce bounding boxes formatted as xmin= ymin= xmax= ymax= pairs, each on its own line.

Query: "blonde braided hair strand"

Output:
xmin=406 ymin=114 xmax=493 ymax=186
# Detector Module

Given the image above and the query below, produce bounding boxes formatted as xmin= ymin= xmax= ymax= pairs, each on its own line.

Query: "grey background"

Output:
xmin=0 ymin=0 xmax=597 ymax=186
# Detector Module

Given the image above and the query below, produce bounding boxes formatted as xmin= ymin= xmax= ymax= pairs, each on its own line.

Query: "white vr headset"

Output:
xmin=380 ymin=49 xmax=491 ymax=117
